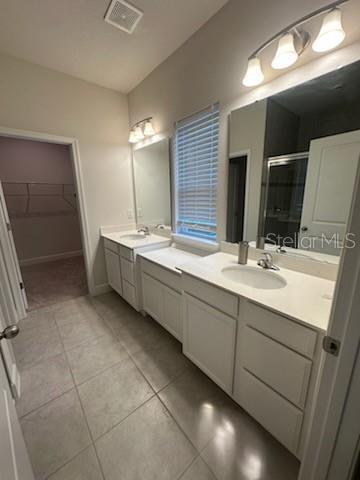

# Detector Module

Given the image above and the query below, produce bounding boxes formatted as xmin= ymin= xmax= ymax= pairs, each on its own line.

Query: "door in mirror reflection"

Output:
xmin=299 ymin=130 xmax=360 ymax=254
xmin=264 ymin=130 xmax=360 ymax=255
xmin=264 ymin=154 xmax=307 ymax=249
xmin=133 ymin=138 xmax=171 ymax=227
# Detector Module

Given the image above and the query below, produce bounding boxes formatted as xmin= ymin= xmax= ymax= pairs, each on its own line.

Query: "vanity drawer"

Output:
xmin=141 ymin=258 xmax=181 ymax=292
xmin=243 ymin=327 xmax=312 ymax=409
xmin=122 ymin=280 xmax=137 ymax=310
xmin=244 ymin=301 xmax=317 ymax=359
xmin=182 ymin=273 xmax=238 ymax=318
xmin=238 ymin=368 xmax=303 ymax=454
xmin=121 ymin=257 xmax=135 ymax=286
xmin=104 ymin=238 xmax=119 ymax=254
xmin=119 ymin=245 xmax=134 ymax=262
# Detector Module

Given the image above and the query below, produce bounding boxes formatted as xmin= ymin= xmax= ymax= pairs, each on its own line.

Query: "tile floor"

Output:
xmin=14 ymin=292 xmax=300 ymax=480
xmin=21 ymin=255 xmax=88 ymax=311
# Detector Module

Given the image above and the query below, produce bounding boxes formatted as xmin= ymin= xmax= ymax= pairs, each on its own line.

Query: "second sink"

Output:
xmin=221 ymin=265 xmax=287 ymax=290
xmin=120 ymin=233 xmax=148 ymax=240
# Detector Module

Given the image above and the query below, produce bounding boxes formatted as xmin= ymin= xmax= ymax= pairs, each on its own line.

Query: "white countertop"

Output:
xmin=178 ymin=252 xmax=335 ymax=332
xmin=139 ymin=246 xmax=201 ymax=274
xmin=102 ymin=230 xmax=170 ymax=250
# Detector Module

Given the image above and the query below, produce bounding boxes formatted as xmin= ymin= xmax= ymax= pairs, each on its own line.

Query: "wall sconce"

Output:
xmin=129 ymin=117 xmax=155 ymax=143
xmin=242 ymin=0 xmax=347 ymax=87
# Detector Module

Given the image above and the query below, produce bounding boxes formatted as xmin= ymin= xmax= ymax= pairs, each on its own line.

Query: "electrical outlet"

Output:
xmin=127 ymin=209 xmax=133 ymax=219
xmin=137 ymin=207 xmax=143 ymax=218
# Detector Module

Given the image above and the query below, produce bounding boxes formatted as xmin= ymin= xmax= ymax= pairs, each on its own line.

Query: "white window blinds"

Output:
xmin=175 ymin=104 xmax=219 ymax=241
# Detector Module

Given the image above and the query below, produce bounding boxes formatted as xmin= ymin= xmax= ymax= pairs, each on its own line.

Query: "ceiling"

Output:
xmin=0 ymin=0 xmax=228 ymax=93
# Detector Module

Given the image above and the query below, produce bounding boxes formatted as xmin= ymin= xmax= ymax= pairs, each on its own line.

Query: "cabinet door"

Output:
xmin=163 ymin=286 xmax=182 ymax=341
xmin=183 ymin=293 xmax=236 ymax=394
xmin=142 ymin=273 xmax=162 ymax=323
xmin=105 ymin=248 xmax=122 ymax=295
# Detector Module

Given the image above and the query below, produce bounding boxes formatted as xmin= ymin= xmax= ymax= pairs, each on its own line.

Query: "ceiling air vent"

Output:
xmin=104 ymin=0 xmax=143 ymax=34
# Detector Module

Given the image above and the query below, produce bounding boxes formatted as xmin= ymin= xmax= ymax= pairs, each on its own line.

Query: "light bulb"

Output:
xmin=312 ymin=8 xmax=345 ymax=53
xmin=144 ymin=120 xmax=155 ymax=136
xmin=242 ymin=57 xmax=264 ymax=87
xmin=271 ymin=33 xmax=298 ymax=70
xmin=128 ymin=130 xmax=137 ymax=143
xmin=135 ymin=125 xmax=144 ymax=141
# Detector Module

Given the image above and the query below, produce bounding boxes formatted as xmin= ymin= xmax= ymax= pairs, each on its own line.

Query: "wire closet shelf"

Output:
xmin=2 ymin=181 xmax=77 ymax=218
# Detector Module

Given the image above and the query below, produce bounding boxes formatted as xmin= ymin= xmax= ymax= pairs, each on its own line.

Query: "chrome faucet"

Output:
xmin=257 ymin=252 xmax=280 ymax=271
xmin=137 ymin=225 xmax=150 ymax=236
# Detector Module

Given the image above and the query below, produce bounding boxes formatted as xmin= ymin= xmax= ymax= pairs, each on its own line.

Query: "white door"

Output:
xmin=0 ymin=181 xmax=27 ymax=321
xmin=299 ymin=130 xmax=360 ymax=254
xmin=299 ymin=142 xmax=360 ymax=480
xmin=0 ymin=305 xmax=35 ymax=480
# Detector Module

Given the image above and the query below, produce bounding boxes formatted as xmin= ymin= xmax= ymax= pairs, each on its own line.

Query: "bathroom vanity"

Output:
xmin=101 ymin=63 xmax=360 ymax=464
xmin=139 ymin=246 xmax=200 ymax=341
xmin=178 ymin=251 xmax=334 ymax=459
xmin=102 ymin=231 xmax=170 ymax=310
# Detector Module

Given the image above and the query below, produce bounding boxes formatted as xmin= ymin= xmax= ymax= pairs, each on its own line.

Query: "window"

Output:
xmin=175 ymin=103 xmax=219 ymax=241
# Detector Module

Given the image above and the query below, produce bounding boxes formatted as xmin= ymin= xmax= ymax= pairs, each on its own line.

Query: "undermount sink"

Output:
xmin=221 ymin=265 xmax=287 ymax=290
xmin=120 ymin=233 xmax=148 ymax=240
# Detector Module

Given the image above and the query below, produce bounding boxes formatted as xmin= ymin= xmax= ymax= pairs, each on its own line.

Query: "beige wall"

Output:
xmin=0 ymin=52 xmax=133 ymax=293
xmin=128 ymin=0 xmax=360 ymax=242
xmin=229 ymin=100 xmax=267 ymax=241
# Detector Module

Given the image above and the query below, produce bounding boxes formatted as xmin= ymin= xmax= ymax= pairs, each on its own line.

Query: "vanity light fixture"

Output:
xmin=271 ymin=32 xmax=300 ymax=70
xmin=135 ymin=125 xmax=145 ymax=141
xmin=242 ymin=0 xmax=348 ymax=87
xmin=143 ymin=119 xmax=156 ymax=136
xmin=242 ymin=57 xmax=264 ymax=87
xmin=128 ymin=117 xmax=155 ymax=143
xmin=128 ymin=129 xmax=137 ymax=143
xmin=312 ymin=8 xmax=346 ymax=52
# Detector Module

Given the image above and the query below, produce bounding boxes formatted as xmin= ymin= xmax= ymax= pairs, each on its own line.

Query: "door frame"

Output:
xmin=0 ymin=126 xmax=93 ymax=295
xmin=299 ymin=156 xmax=360 ymax=479
xmin=229 ymin=149 xmax=251 ymax=241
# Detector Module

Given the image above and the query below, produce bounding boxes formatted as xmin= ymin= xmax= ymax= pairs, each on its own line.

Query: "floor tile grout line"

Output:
xmin=155 ymin=392 xmax=201 ymax=455
xmin=19 ymin=295 xmax=212 ymax=479
xmin=94 ymin=301 xmax=212 ymax=456
xmin=43 ymin=444 xmax=92 ymax=480
xmin=59 ymin=315 xmax=107 ymax=480
xmin=198 ymin=451 xmax=220 ymax=480
xmin=73 ymin=378 xmax=107 ymax=480
xmin=22 ymin=309 xmax=98 ymax=480
xmin=18 ymin=385 xmax=76 ymax=421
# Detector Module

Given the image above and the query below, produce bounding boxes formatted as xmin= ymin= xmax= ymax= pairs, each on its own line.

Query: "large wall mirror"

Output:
xmin=133 ymin=138 xmax=172 ymax=227
xmin=228 ymin=60 xmax=360 ymax=260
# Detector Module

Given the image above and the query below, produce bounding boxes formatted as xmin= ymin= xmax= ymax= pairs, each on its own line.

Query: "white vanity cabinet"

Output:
xmin=103 ymin=235 xmax=170 ymax=311
xmin=104 ymin=239 xmax=138 ymax=309
xmin=182 ymin=273 xmax=238 ymax=394
xmin=181 ymin=269 xmax=324 ymax=459
xmin=104 ymin=248 xmax=122 ymax=295
xmin=183 ymin=293 xmax=237 ymax=394
xmin=119 ymin=246 xmax=138 ymax=310
xmin=141 ymin=258 xmax=182 ymax=340
xmin=234 ymin=300 xmax=323 ymax=458
xmin=104 ymin=239 xmax=123 ymax=295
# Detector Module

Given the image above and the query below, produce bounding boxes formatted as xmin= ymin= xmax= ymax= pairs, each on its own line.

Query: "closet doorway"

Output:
xmin=0 ymin=131 xmax=89 ymax=312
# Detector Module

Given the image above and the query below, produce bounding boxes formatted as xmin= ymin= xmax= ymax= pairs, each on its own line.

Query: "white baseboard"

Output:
xmin=19 ymin=250 xmax=83 ymax=267
xmin=91 ymin=283 xmax=112 ymax=296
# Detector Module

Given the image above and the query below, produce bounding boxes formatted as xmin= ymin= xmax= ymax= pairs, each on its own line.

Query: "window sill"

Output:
xmin=171 ymin=233 xmax=219 ymax=253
